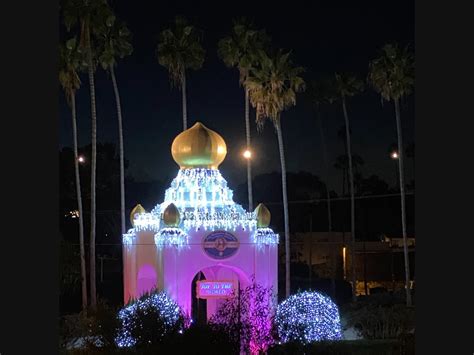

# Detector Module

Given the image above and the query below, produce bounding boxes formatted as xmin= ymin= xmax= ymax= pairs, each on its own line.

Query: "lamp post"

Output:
xmin=78 ymin=155 xmax=85 ymax=164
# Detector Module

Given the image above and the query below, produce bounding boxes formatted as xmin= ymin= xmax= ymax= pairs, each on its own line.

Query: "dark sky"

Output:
xmin=59 ymin=1 xmax=414 ymax=194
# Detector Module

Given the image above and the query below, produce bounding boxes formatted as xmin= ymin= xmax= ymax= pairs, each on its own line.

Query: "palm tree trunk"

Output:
xmin=342 ymin=168 xmax=346 ymax=196
xmin=342 ymin=98 xmax=357 ymax=302
xmin=86 ymin=26 xmax=97 ymax=308
xmin=316 ymin=104 xmax=335 ymax=298
xmin=110 ymin=65 xmax=126 ymax=235
xmin=316 ymin=104 xmax=333 ymax=233
xmin=275 ymin=119 xmax=291 ymax=298
xmin=245 ymin=88 xmax=253 ymax=211
xmin=71 ymin=94 xmax=88 ymax=311
xmin=395 ymin=98 xmax=412 ymax=307
xmin=182 ymin=73 xmax=187 ymax=131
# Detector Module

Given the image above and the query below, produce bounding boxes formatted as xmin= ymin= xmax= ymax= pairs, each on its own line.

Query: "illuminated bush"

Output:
xmin=209 ymin=281 xmax=276 ymax=354
xmin=276 ymin=291 xmax=342 ymax=344
xmin=115 ymin=290 xmax=186 ymax=349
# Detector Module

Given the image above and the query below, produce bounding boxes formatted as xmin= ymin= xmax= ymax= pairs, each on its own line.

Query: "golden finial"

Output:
xmin=171 ymin=122 xmax=227 ymax=169
xmin=254 ymin=203 xmax=271 ymax=228
xmin=163 ymin=203 xmax=180 ymax=227
xmin=130 ymin=204 xmax=146 ymax=227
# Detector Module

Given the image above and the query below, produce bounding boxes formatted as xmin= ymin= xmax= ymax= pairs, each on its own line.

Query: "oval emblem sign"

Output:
xmin=202 ymin=231 xmax=239 ymax=259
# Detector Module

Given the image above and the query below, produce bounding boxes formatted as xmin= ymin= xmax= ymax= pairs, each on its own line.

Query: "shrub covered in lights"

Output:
xmin=115 ymin=290 xmax=186 ymax=349
xmin=276 ymin=291 xmax=342 ymax=344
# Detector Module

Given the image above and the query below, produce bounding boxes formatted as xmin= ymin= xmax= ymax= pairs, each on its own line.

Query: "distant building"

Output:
xmin=289 ymin=232 xmax=415 ymax=295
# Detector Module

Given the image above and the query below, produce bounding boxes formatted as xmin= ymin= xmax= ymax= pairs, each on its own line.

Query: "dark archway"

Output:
xmin=191 ymin=271 xmax=207 ymax=324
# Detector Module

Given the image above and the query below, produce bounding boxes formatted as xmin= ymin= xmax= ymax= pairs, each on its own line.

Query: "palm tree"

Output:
xmin=97 ymin=16 xmax=133 ymax=236
xmin=308 ymin=80 xmax=334 ymax=231
xmin=157 ymin=16 xmax=205 ymax=131
xmin=369 ymin=43 xmax=414 ymax=306
xmin=330 ymin=72 xmax=364 ymax=301
xmin=217 ymin=18 xmax=269 ymax=211
xmin=59 ymin=38 xmax=88 ymax=311
xmin=245 ymin=50 xmax=305 ymax=297
xmin=62 ymin=0 xmax=112 ymax=308
xmin=308 ymin=79 xmax=336 ymax=298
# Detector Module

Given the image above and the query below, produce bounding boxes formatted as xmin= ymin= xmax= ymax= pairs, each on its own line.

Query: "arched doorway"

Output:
xmin=190 ymin=265 xmax=250 ymax=323
xmin=191 ymin=271 xmax=207 ymax=325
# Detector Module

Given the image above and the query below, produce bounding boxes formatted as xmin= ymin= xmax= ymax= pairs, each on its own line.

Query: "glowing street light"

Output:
xmin=78 ymin=155 xmax=85 ymax=163
xmin=390 ymin=151 xmax=399 ymax=160
xmin=243 ymin=149 xmax=252 ymax=160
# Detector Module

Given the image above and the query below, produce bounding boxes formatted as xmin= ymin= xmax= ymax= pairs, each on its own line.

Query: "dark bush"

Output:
xmin=173 ymin=323 xmax=239 ymax=354
xmin=268 ymin=339 xmax=404 ymax=355
xmin=342 ymin=294 xmax=415 ymax=340
xmin=59 ymin=300 xmax=121 ymax=352
xmin=82 ymin=301 xmax=121 ymax=350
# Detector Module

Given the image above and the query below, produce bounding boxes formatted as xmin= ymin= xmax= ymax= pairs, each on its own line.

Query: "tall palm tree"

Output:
xmin=330 ymin=72 xmax=364 ymax=301
xmin=245 ymin=50 xmax=305 ymax=297
xmin=157 ymin=16 xmax=205 ymax=131
xmin=217 ymin=18 xmax=269 ymax=211
xmin=62 ymin=0 xmax=112 ymax=308
xmin=369 ymin=43 xmax=414 ymax=306
xmin=308 ymin=80 xmax=333 ymax=233
xmin=59 ymin=38 xmax=88 ymax=311
xmin=97 ymin=16 xmax=133 ymax=236
xmin=308 ymin=79 xmax=335 ymax=297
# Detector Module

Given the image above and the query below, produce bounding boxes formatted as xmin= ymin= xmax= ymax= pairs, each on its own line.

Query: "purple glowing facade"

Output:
xmin=122 ymin=122 xmax=279 ymax=322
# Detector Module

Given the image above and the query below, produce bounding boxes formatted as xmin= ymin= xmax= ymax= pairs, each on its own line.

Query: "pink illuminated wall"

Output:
xmin=123 ymin=226 xmax=278 ymax=320
xmin=137 ymin=264 xmax=157 ymax=296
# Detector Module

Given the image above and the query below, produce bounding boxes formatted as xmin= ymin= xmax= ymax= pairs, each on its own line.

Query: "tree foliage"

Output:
xmin=368 ymin=44 xmax=414 ymax=102
xmin=217 ymin=17 xmax=270 ymax=85
xmin=156 ymin=15 xmax=205 ymax=89
xmin=96 ymin=16 xmax=133 ymax=70
xmin=245 ymin=50 xmax=305 ymax=129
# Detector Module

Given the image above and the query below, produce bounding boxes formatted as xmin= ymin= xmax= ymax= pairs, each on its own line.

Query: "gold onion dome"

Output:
xmin=171 ymin=122 xmax=227 ymax=169
xmin=163 ymin=203 xmax=180 ymax=227
xmin=254 ymin=203 xmax=271 ymax=228
xmin=130 ymin=204 xmax=146 ymax=227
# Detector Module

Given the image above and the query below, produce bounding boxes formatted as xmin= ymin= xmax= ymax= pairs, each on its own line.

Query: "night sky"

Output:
xmin=59 ymin=1 xmax=414 ymax=195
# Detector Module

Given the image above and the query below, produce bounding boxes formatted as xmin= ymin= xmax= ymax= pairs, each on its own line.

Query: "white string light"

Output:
xmin=154 ymin=228 xmax=189 ymax=249
xmin=253 ymin=228 xmax=279 ymax=248
xmin=116 ymin=292 xmax=185 ymax=348
xmin=276 ymin=291 xmax=342 ymax=343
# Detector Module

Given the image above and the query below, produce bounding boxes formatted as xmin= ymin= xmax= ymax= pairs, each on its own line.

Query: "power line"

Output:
xmin=64 ymin=191 xmax=415 ymax=214
xmin=265 ymin=191 xmax=414 ymax=205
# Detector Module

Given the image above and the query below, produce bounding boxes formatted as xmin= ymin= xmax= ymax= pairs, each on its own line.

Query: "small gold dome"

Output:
xmin=171 ymin=122 xmax=227 ymax=169
xmin=254 ymin=203 xmax=271 ymax=228
xmin=163 ymin=203 xmax=180 ymax=227
xmin=130 ymin=204 xmax=146 ymax=227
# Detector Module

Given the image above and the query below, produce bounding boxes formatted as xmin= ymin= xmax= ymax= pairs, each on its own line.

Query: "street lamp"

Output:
xmin=390 ymin=150 xmax=400 ymax=191
xmin=78 ymin=155 xmax=85 ymax=163
xmin=243 ymin=149 xmax=252 ymax=160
